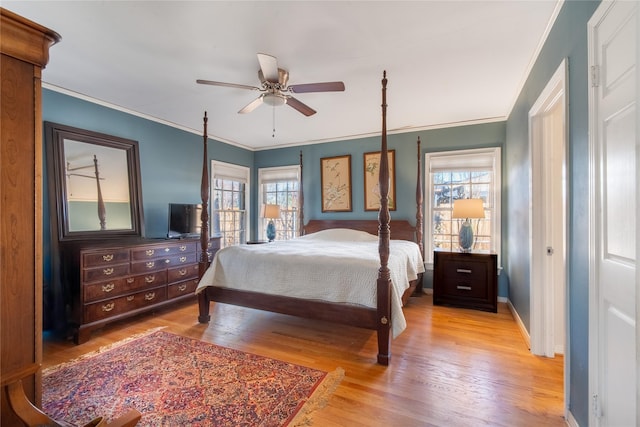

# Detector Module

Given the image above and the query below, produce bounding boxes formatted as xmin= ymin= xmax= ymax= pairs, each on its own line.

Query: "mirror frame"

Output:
xmin=45 ymin=122 xmax=145 ymax=241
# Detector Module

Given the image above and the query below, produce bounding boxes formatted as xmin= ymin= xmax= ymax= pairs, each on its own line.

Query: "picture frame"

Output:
xmin=364 ymin=149 xmax=396 ymax=211
xmin=320 ymin=155 xmax=352 ymax=212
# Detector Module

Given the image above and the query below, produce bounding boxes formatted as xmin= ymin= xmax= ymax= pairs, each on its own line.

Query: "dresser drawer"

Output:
xmin=83 ymin=286 xmax=167 ymax=323
xmin=167 ymin=263 xmax=199 ymax=282
xmin=83 ymin=270 xmax=168 ymax=303
xmin=130 ymin=257 xmax=171 ymax=274
xmin=165 ymin=252 xmax=197 ymax=268
xmin=82 ymin=249 xmax=130 ymax=268
xmin=130 ymin=242 xmax=197 ymax=260
xmin=167 ymin=278 xmax=199 ymax=299
xmin=83 ymin=263 xmax=130 ymax=283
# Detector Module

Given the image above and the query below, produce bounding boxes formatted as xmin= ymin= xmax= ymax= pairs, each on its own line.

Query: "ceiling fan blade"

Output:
xmin=286 ymin=97 xmax=316 ymax=116
xmin=288 ymin=81 xmax=345 ymax=93
xmin=196 ymin=79 xmax=260 ymax=91
xmin=238 ymin=95 xmax=264 ymax=114
xmin=257 ymin=53 xmax=279 ymax=83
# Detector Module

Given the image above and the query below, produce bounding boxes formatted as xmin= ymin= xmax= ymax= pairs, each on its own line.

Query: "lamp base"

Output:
xmin=266 ymin=220 xmax=276 ymax=242
xmin=458 ymin=220 xmax=474 ymax=252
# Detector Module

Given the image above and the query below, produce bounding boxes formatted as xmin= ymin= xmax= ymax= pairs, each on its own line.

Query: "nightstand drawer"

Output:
xmin=440 ymin=258 xmax=489 ymax=299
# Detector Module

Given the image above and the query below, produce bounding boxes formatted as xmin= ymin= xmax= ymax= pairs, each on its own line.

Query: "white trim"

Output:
xmin=43 ymin=83 xmax=505 ymax=152
xmin=257 ymin=164 xmax=301 ymax=240
xmin=508 ymin=299 xmax=531 ymax=350
xmin=210 ymin=160 xmax=251 ymax=243
xmin=566 ymin=410 xmax=580 ymax=427
xmin=528 ymin=58 xmax=568 ymax=358
xmin=424 ymin=147 xmax=502 ymax=265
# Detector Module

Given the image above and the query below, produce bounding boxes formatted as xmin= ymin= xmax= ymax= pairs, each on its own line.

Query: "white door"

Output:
xmin=588 ymin=1 xmax=638 ymax=425
xmin=529 ymin=59 xmax=567 ymax=359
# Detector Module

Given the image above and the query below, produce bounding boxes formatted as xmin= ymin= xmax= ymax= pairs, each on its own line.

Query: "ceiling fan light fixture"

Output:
xmin=263 ymin=92 xmax=287 ymax=107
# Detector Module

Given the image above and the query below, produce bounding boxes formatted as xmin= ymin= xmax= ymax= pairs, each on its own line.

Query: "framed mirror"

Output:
xmin=45 ymin=122 xmax=144 ymax=241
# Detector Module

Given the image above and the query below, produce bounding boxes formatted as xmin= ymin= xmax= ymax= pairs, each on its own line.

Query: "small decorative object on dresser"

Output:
xmin=433 ymin=251 xmax=497 ymax=312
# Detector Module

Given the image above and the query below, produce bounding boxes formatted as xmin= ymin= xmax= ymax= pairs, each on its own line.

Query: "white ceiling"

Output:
xmin=4 ymin=1 xmax=561 ymax=151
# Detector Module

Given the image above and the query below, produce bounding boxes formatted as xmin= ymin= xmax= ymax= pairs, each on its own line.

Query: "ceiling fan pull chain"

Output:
xmin=272 ymin=106 xmax=276 ymax=138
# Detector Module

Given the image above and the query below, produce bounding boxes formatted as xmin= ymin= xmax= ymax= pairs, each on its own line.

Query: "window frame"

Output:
xmin=424 ymin=147 xmax=501 ymax=267
xmin=258 ymin=165 xmax=301 ymax=241
xmin=210 ymin=160 xmax=250 ymax=247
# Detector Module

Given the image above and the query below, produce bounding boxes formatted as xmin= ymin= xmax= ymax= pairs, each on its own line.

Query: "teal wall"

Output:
xmin=505 ymin=1 xmax=600 ymax=425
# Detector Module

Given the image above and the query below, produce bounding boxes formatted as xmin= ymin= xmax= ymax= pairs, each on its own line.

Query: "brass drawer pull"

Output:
xmin=178 ymin=268 xmax=187 ymax=276
xmin=102 ymin=254 xmax=114 ymax=262
xmin=102 ymin=302 xmax=115 ymax=312
xmin=178 ymin=284 xmax=187 ymax=292
xmin=179 ymin=245 xmax=187 ymax=251
xmin=144 ymin=292 xmax=155 ymax=301
xmin=145 ymin=275 xmax=155 ymax=283
xmin=102 ymin=283 xmax=115 ymax=293
xmin=103 ymin=268 xmax=114 ymax=276
xmin=126 ymin=296 xmax=135 ymax=301
xmin=146 ymin=249 xmax=155 ymax=256
xmin=179 ymin=256 xmax=187 ymax=263
xmin=146 ymin=261 xmax=155 ymax=268
xmin=457 ymin=285 xmax=472 ymax=291
xmin=127 ymin=277 xmax=134 ymax=284
xmin=456 ymin=268 xmax=472 ymax=274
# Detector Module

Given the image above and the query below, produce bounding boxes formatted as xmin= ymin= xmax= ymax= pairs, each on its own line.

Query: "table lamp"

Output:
xmin=262 ymin=204 xmax=281 ymax=242
xmin=452 ymin=198 xmax=485 ymax=252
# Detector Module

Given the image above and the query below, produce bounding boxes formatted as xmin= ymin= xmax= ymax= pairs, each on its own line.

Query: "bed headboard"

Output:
xmin=304 ymin=219 xmax=417 ymax=243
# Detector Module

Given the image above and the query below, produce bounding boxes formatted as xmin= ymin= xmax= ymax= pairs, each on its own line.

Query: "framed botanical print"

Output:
xmin=364 ymin=149 xmax=396 ymax=211
xmin=320 ymin=155 xmax=352 ymax=212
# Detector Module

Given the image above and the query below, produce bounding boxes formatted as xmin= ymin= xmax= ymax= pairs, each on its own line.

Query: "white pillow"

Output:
xmin=298 ymin=228 xmax=377 ymax=242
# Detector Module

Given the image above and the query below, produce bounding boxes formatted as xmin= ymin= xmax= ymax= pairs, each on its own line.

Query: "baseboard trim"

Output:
xmin=565 ymin=409 xmax=579 ymax=427
xmin=507 ymin=299 xmax=531 ymax=350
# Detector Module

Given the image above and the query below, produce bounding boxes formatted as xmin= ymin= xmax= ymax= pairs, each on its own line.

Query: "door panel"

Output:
xmin=589 ymin=1 xmax=637 ymax=425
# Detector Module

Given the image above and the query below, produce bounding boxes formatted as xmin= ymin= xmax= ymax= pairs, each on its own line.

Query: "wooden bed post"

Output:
xmin=414 ymin=136 xmax=424 ymax=295
xmin=198 ymin=111 xmax=211 ymax=323
xmin=299 ymin=150 xmax=304 ymax=236
xmin=377 ymin=71 xmax=392 ymax=365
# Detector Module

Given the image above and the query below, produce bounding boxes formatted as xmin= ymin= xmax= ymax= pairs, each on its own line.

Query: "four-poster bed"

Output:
xmin=196 ymin=72 xmax=424 ymax=365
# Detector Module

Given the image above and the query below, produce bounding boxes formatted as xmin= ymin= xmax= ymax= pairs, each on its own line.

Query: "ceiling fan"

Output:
xmin=197 ymin=53 xmax=345 ymax=117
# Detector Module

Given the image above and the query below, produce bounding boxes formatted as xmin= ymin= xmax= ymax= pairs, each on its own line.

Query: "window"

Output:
xmin=258 ymin=165 xmax=301 ymax=241
xmin=211 ymin=161 xmax=250 ymax=247
xmin=425 ymin=147 xmax=501 ymax=265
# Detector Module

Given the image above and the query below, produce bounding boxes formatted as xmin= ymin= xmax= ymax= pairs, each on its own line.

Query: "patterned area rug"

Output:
xmin=43 ymin=330 xmax=343 ymax=426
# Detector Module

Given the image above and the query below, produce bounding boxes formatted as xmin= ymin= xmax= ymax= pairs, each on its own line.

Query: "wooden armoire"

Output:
xmin=0 ymin=8 xmax=60 ymax=425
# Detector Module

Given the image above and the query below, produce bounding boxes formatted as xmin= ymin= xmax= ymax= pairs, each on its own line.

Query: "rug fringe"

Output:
xmin=43 ymin=327 xmax=166 ymax=376
xmin=288 ymin=367 xmax=345 ymax=426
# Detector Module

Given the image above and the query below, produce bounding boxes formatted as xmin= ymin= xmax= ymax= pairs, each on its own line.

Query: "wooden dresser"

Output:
xmin=61 ymin=237 xmax=220 ymax=343
xmin=0 ymin=8 xmax=60 ymax=424
xmin=433 ymin=251 xmax=498 ymax=313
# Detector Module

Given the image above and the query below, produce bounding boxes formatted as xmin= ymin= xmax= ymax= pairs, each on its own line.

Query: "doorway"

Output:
xmin=528 ymin=58 xmax=568 ymax=409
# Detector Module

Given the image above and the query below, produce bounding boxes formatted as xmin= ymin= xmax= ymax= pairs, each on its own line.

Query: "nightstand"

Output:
xmin=433 ymin=251 xmax=497 ymax=312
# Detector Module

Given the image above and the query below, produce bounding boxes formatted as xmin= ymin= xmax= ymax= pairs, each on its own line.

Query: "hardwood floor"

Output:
xmin=43 ymin=294 xmax=565 ymax=426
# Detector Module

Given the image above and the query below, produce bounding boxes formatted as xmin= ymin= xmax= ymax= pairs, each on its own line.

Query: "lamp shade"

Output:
xmin=262 ymin=204 xmax=281 ymax=219
xmin=452 ymin=199 xmax=485 ymax=219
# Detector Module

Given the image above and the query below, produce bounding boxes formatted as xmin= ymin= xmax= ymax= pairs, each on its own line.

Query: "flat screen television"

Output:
xmin=167 ymin=203 xmax=202 ymax=238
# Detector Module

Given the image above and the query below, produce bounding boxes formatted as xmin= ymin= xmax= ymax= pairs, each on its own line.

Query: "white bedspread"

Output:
xmin=196 ymin=228 xmax=425 ymax=338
